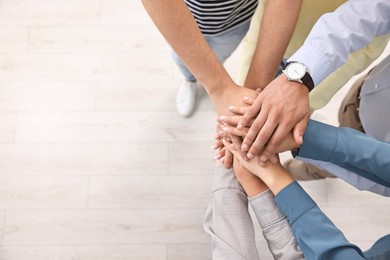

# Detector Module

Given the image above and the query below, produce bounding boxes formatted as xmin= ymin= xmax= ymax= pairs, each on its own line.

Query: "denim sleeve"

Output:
xmin=275 ymin=182 xmax=366 ymax=260
xmin=298 ymin=120 xmax=390 ymax=187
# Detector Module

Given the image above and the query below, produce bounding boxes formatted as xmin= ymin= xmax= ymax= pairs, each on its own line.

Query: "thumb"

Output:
xmin=293 ymin=117 xmax=308 ymax=145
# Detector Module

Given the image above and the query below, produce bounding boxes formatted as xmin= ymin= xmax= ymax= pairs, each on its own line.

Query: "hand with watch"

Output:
xmin=236 ymin=60 xmax=314 ymax=163
xmin=282 ymin=61 xmax=314 ymax=92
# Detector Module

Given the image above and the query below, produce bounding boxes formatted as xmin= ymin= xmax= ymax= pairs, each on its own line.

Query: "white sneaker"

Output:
xmin=176 ymin=80 xmax=198 ymax=117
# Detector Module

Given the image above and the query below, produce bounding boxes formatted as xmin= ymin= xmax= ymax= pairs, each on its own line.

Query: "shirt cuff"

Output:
xmin=288 ymin=43 xmax=335 ymax=86
xmin=274 ymin=182 xmax=316 ymax=226
xmin=298 ymin=120 xmax=338 ymax=163
xmin=249 ymin=189 xmax=284 ymax=228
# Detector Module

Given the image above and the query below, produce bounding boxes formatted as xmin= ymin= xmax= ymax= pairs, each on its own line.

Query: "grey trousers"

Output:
xmin=204 ymin=165 xmax=304 ymax=260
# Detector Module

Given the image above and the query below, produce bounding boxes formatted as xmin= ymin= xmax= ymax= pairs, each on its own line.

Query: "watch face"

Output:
xmin=285 ymin=62 xmax=306 ymax=80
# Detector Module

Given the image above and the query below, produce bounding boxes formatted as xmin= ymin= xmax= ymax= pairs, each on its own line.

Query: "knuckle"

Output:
xmin=244 ymin=132 xmax=256 ymax=144
xmin=269 ymin=138 xmax=282 ymax=148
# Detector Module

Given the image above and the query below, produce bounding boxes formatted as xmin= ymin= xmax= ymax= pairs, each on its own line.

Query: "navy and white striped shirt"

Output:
xmin=185 ymin=0 xmax=258 ymax=36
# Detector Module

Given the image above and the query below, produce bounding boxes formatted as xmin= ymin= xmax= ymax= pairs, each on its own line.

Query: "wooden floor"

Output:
xmin=0 ymin=1 xmax=389 ymax=259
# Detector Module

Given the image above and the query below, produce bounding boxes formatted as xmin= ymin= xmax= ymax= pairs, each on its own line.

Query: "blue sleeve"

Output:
xmin=298 ymin=120 xmax=390 ymax=187
xmin=275 ymin=182 xmax=365 ymax=260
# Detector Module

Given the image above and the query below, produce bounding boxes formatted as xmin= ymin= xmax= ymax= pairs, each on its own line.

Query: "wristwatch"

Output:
xmin=282 ymin=61 xmax=314 ymax=92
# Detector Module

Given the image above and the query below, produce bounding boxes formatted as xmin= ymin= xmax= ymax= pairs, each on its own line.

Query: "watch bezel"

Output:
xmin=282 ymin=61 xmax=315 ymax=92
xmin=284 ymin=62 xmax=307 ymax=81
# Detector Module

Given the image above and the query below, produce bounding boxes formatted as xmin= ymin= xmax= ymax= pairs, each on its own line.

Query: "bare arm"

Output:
xmin=240 ymin=0 xmax=308 ymax=163
xmin=239 ymin=0 xmax=390 ymax=162
xmin=141 ymin=0 xmax=236 ymax=106
xmin=142 ymin=0 xmax=257 ymax=169
xmin=244 ymin=0 xmax=303 ymax=90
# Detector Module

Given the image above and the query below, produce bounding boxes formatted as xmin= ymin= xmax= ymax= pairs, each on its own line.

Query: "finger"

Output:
xmin=246 ymin=113 xmax=277 ymax=159
xmin=292 ymin=116 xmax=309 ymax=145
xmin=241 ymin=107 xmax=268 ymax=153
xmin=222 ymin=126 xmax=248 ymax=138
xmin=220 ymin=115 xmax=255 ymax=128
xmin=257 ymin=158 xmax=267 ymax=167
xmin=215 ymin=146 xmax=225 ymax=160
xmin=223 ymin=139 xmax=239 ymax=157
xmin=259 ymin=124 xmax=288 ymax=161
xmin=212 ymin=139 xmax=223 ymax=150
xmin=215 ymin=122 xmax=223 ymax=140
xmin=237 ymin=95 xmax=263 ymax=129
xmin=269 ymin=154 xmax=279 ymax=164
xmin=230 ymin=135 xmax=243 ymax=151
xmin=243 ymin=96 xmax=254 ymax=106
xmin=230 ymin=135 xmax=250 ymax=160
xmin=224 ymin=148 xmax=233 ymax=168
xmin=228 ymin=105 xmax=250 ymax=116
xmin=218 ymin=115 xmax=241 ymax=126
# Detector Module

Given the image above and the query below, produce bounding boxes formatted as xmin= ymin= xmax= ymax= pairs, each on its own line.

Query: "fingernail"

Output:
xmin=237 ymin=123 xmax=243 ymax=129
xmin=260 ymin=155 xmax=268 ymax=162
xmin=270 ymin=157 xmax=277 ymax=163
xmin=219 ymin=115 xmax=226 ymax=121
xmin=223 ymin=127 xmax=228 ymax=132
xmin=214 ymin=154 xmax=222 ymax=160
xmin=259 ymin=160 xmax=265 ymax=167
xmin=243 ymin=96 xmax=249 ymax=100
xmin=211 ymin=145 xmax=217 ymax=150
xmin=241 ymin=144 xmax=248 ymax=151
xmin=228 ymin=105 xmax=235 ymax=110
xmin=247 ymin=153 xmax=254 ymax=159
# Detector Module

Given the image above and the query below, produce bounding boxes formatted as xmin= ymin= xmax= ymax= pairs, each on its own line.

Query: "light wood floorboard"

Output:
xmin=0 ymin=0 xmax=389 ymax=259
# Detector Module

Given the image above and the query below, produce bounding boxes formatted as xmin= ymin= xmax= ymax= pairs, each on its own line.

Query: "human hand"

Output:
xmin=223 ymin=137 xmax=294 ymax=196
xmin=213 ymin=122 xmax=233 ymax=168
xmin=237 ymin=74 xmax=310 ymax=162
xmin=233 ymin=156 xmax=269 ymax=198
xmin=218 ymin=100 xmax=301 ymax=156
xmin=209 ymin=81 xmax=258 ymax=116
xmin=210 ymin=83 xmax=258 ymax=168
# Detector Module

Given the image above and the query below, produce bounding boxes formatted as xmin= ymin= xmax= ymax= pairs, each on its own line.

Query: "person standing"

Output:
xmin=173 ymin=0 xmax=258 ymax=117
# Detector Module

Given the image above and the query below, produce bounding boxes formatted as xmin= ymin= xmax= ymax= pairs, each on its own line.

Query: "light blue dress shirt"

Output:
xmin=289 ymin=0 xmax=390 ymax=86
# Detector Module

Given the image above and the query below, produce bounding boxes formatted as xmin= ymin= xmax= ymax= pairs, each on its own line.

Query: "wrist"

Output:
xmin=277 ymin=133 xmax=301 ymax=153
xmin=234 ymin=161 xmax=268 ymax=197
xmin=279 ymin=73 xmax=309 ymax=94
xmin=282 ymin=61 xmax=314 ymax=92
xmin=203 ymin=73 xmax=233 ymax=97
xmin=237 ymin=174 xmax=269 ymax=198
xmin=253 ymin=163 xmax=294 ymax=196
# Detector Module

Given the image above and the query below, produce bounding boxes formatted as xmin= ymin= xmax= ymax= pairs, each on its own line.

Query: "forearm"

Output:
xmin=244 ymin=0 xmax=302 ymax=90
xmin=275 ymin=182 xmax=365 ymax=260
xmin=246 ymin=162 xmax=294 ymax=196
xmin=299 ymin=120 xmax=390 ymax=185
xmin=250 ymin=190 xmax=304 ymax=260
xmin=290 ymin=0 xmax=390 ymax=86
xmin=141 ymin=0 xmax=232 ymax=95
xmin=234 ymin=160 xmax=303 ymax=259
xmin=204 ymin=165 xmax=260 ymax=260
xmin=297 ymin=157 xmax=390 ymax=196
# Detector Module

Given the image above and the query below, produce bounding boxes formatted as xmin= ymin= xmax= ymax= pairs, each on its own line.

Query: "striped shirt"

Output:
xmin=185 ymin=0 xmax=258 ymax=36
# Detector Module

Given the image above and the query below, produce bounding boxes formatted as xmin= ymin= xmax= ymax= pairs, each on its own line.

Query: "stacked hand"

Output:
xmin=210 ymin=83 xmax=258 ymax=168
xmin=237 ymin=75 xmax=310 ymax=162
xmin=213 ymin=95 xmax=300 ymax=166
